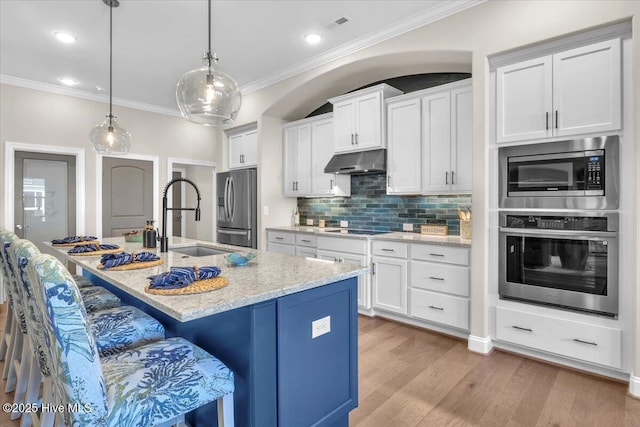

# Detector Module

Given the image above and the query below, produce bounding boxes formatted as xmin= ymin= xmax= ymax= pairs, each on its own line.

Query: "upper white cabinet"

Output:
xmin=386 ymin=98 xmax=422 ymax=194
xmin=329 ymin=84 xmax=403 ymax=154
xmin=386 ymin=79 xmax=472 ymax=195
xmin=496 ymin=38 xmax=621 ymax=143
xmin=283 ymin=113 xmax=350 ymax=198
xmin=226 ymin=123 xmax=258 ymax=169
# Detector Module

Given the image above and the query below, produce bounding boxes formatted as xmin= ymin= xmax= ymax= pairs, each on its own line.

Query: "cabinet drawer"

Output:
xmin=409 ymin=289 xmax=468 ymax=330
xmin=296 ymin=247 xmax=317 ymax=258
xmin=268 ymin=242 xmax=296 ymax=255
xmin=495 ymin=307 xmax=621 ymax=369
xmin=317 ymin=237 xmax=367 ymax=255
xmin=411 ymin=244 xmax=469 ymax=265
xmin=295 ymin=234 xmax=317 ymax=247
xmin=371 ymin=241 xmax=408 ymax=258
xmin=268 ymin=231 xmax=295 ymax=245
xmin=410 ymin=261 xmax=469 ymax=297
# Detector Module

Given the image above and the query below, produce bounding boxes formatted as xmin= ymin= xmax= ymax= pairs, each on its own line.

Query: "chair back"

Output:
xmin=0 ymin=229 xmax=26 ymax=334
xmin=11 ymin=239 xmax=51 ymax=376
xmin=28 ymin=253 xmax=108 ymax=426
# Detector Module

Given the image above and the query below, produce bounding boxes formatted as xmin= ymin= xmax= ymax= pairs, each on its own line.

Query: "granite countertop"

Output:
xmin=266 ymin=226 xmax=471 ymax=247
xmin=49 ymin=236 xmax=368 ymax=322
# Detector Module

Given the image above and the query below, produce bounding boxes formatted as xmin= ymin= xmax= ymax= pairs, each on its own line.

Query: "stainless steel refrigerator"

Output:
xmin=217 ymin=168 xmax=257 ymax=248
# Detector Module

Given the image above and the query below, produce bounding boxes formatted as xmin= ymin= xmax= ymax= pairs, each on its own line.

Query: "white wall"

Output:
xmin=0 ymin=84 xmax=221 ymax=235
xmin=181 ymin=164 xmax=215 ymax=242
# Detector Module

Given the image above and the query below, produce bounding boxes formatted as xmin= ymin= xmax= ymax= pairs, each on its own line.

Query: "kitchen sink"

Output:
xmin=169 ymin=245 xmax=232 ymax=257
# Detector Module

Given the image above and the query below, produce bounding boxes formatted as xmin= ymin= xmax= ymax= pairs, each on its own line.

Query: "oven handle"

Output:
xmin=499 ymin=227 xmax=617 ymax=239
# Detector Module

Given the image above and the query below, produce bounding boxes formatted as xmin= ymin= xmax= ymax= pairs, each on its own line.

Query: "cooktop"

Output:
xmin=326 ymin=229 xmax=389 ymax=236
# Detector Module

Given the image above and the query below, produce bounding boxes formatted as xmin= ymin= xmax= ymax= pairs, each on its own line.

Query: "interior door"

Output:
xmin=14 ymin=151 xmax=76 ymax=258
xmin=102 ymin=157 xmax=153 ymax=237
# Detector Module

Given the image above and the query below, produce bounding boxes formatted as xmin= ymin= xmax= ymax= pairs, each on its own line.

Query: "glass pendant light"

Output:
xmin=176 ymin=0 xmax=242 ymax=126
xmin=90 ymin=0 xmax=131 ymax=155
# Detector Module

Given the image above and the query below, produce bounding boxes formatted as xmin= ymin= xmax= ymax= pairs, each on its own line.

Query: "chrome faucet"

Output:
xmin=160 ymin=177 xmax=201 ymax=252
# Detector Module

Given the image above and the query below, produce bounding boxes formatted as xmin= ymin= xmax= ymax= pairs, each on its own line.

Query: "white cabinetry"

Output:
xmin=422 ymin=82 xmax=472 ymax=194
xmin=496 ymin=38 xmax=621 ymax=143
xmin=496 ymin=306 xmax=621 ymax=369
xmin=371 ymin=241 xmax=408 ymax=315
xmin=408 ymin=243 xmax=470 ymax=331
xmin=386 ymin=98 xmax=421 ymax=194
xmin=226 ymin=123 xmax=258 ymax=169
xmin=329 ymin=84 xmax=402 ymax=154
xmin=283 ymin=114 xmax=350 ymax=198
xmin=317 ymin=236 xmax=370 ymax=310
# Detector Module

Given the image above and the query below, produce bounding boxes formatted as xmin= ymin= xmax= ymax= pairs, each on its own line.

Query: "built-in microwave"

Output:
xmin=499 ymin=136 xmax=619 ymax=209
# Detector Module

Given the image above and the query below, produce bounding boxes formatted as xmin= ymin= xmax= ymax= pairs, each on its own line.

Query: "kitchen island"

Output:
xmin=51 ymin=237 xmax=367 ymax=427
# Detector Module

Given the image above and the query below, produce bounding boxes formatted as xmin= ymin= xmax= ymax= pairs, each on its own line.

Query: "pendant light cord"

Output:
xmin=109 ymin=2 xmax=113 ymax=125
xmin=207 ymin=0 xmax=212 ymax=68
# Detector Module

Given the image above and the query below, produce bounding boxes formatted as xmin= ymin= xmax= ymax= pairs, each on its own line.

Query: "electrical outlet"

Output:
xmin=263 ymin=206 xmax=269 ymax=216
xmin=312 ymin=316 xmax=331 ymax=339
xmin=340 ymin=220 xmax=348 ymax=228
xmin=306 ymin=219 xmax=314 ymax=226
xmin=403 ymin=223 xmax=413 ymax=232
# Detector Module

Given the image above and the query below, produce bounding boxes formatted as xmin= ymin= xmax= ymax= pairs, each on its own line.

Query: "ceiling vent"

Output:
xmin=326 ymin=16 xmax=350 ymax=30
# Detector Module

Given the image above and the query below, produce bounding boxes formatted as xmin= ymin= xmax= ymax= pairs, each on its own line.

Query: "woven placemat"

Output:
xmin=69 ymin=248 xmax=123 ymax=257
xmin=97 ymin=259 xmax=164 ymax=271
xmin=145 ymin=276 xmax=229 ymax=295
xmin=53 ymin=240 xmax=100 ymax=247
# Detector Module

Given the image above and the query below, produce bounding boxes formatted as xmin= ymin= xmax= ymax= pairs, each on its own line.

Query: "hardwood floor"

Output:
xmin=1 ymin=304 xmax=639 ymax=426
xmin=351 ymin=315 xmax=640 ymax=427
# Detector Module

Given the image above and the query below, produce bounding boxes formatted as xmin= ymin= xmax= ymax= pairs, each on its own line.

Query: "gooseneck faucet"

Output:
xmin=160 ymin=177 xmax=201 ymax=252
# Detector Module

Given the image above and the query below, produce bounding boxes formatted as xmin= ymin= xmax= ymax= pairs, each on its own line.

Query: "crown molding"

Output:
xmin=0 ymin=75 xmax=182 ymax=118
xmin=240 ymin=0 xmax=485 ymax=94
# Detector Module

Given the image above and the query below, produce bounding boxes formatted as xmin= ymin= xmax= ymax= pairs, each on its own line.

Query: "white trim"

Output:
xmin=0 ymin=75 xmax=182 ymax=118
xmin=3 ymin=142 xmax=86 ymax=234
xmin=95 ymin=153 xmax=159 ymax=238
xmin=630 ymin=372 xmax=640 ymax=398
xmin=240 ymin=0 xmax=485 ymax=94
xmin=166 ymin=158 xmax=217 ymax=243
xmin=467 ymin=334 xmax=494 ymax=354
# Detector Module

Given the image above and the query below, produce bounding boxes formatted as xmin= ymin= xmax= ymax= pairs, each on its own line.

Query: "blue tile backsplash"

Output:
xmin=297 ymin=173 xmax=471 ymax=235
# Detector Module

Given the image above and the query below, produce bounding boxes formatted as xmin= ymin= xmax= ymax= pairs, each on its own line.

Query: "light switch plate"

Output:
xmin=306 ymin=219 xmax=314 ymax=226
xmin=263 ymin=206 xmax=269 ymax=215
xmin=340 ymin=220 xmax=348 ymax=228
xmin=403 ymin=223 xmax=413 ymax=232
xmin=312 ymin=316 xmax=331 ymax=339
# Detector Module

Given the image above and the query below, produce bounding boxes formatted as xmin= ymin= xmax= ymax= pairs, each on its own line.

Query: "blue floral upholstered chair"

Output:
xmin=10 ymin=239 xmax=167 ymax=427
xmin=28 ymin=253 xmax=235 ymax=427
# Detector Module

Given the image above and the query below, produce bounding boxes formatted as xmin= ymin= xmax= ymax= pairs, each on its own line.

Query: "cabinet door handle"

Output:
xmin=355 ymin=133 xmax=358 ymax=144
xmin=512 ymin=325 xmax=533 ymax=332
xmin=451 ymin=171 xmax=455 ymax=185
xmin=351 ymin=134 xmax=354 ymax=145
xmin=555 ymin=110 xmax=559 ymax=129
xmin=381 ymin=248 xmax=394 ymax=252
xmin=387 ymin=175 xmax=391 ymax=188
xmin=546 ymin=111 xmax=549 ymax=130
xmin=428 ymin=305 xmax=444 ymax=311
xmin=275 ymin=237 xmax=284 ymax=240
xmin=330 ymin=179 xmax=334 ymax=189
xmin=429 ymin=253 xmax=445 ymax=257
xmin=371 ymin=262 xmax=375 ymax=275
xmin=573 ymin=338 xmax=598 ymax=346
xmin=445 ymin=171 xmax=449 ymax=185
xmin=301 ymin=239 xmax=311 ymax=243
xmin=292 ymin=181 xmax=295 ymax=191
xmin=429 ymin=276 xmax=444 ymax=281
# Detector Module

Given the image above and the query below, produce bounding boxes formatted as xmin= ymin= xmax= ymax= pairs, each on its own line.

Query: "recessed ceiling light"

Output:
xmin=58 ymin=77 xmax=78 ymax=86
xmin=54 ymin=31 xmax=77 ymax=44
xmin=304 ymin=33 xmax=323 ymax=45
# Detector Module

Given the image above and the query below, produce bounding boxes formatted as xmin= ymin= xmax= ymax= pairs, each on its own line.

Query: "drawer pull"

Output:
xmin=512 ymin=325 xmax=532 ymax=332
xmin=428 ymin=305 xmax=444 ymax=311
xmin=429 ymin=276 xmax=445 ymax=281
xmin=573 ymin=338 xmax=598 ymax=346
xmin=275 ymin=237 xmax=284 ymax=240
xmin=301 ymin=239 xmax=311 ymax=243
xmin=429 ymin=253 xmax=445 ymax=257
xmin=381 ymin=248 xmax=395 ymax=252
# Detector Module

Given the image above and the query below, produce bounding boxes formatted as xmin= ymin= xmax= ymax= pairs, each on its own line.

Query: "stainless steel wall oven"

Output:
xmin=499 ymin=212 xmax=618 ymax=316
xmin=499 ymin=136 xmax=619 ymax=209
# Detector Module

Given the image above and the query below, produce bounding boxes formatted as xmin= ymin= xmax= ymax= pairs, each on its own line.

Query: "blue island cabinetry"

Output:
xmin=87 ymin=272 xmax=358 ymax=427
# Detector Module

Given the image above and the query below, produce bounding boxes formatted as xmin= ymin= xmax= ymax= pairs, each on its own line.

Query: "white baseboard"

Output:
xmin=468 ymin=334 xmax=493 ymax=354
xmin=629 ymin=372 xmax=640 ymax=397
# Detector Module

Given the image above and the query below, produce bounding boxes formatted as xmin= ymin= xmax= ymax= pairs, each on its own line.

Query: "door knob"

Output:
xmin=16 ymin=224 xmax=23 ymax=230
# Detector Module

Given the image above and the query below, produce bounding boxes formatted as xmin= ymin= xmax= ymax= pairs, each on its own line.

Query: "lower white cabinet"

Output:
xmin=410 ymin=289 xmax=469 ymax=330
xmin=317 ymin=248 xmax=369 ymax=310
xmin=496 ymin=306 xmax=622 ymax=369
xmin=371 ymin=256 xmax=407 ymax=315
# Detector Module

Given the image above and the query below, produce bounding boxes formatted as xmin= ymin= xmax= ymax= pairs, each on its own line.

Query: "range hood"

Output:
xmin=324 ymin=149 xmax=386 ymax=174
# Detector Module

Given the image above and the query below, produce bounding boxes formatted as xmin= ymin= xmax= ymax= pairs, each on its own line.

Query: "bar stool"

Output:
xmin=29 ymin=253 xmax=235 ymax=427
xmin=10 ymin=239 xmax=167 ymax=426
